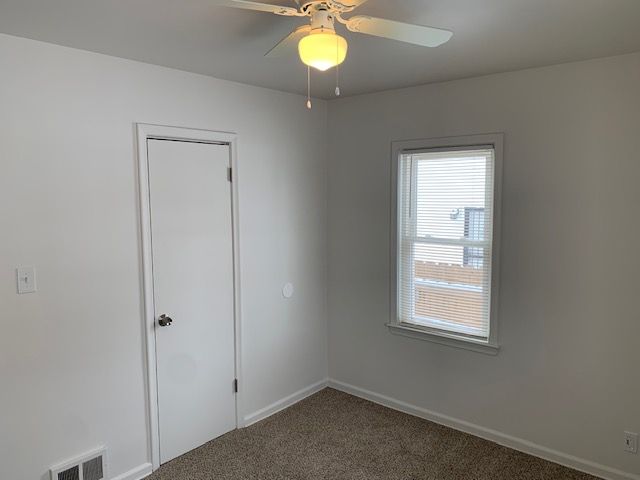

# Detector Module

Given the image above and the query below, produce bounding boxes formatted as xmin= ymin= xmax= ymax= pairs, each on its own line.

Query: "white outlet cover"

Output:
xmin=624 ymin=431 xmax=638 ymax=453
xmin=282 ymin=283 xmax=294 ymax=299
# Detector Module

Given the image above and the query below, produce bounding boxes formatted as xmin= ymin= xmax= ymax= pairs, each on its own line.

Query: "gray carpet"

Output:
xmin=147 ymin=388 xmax=600 ymax=480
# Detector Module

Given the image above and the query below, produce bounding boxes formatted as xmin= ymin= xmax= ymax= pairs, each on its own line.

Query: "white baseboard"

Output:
xmin=111 ymin=462 xmax=153 ymax=480
xmin=243 ymin=378 xmax=328 ymax=427
xmin=328 ymin=379 xmax=639 ymax=480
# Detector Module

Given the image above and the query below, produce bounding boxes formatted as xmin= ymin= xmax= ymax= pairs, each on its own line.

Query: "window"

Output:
xmin=389 ymin=135 xmax=502 ymax=353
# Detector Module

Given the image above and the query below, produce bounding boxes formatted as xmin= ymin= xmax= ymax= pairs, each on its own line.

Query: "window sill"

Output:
xmin=386 ymin=322 xmax=499 ymax=355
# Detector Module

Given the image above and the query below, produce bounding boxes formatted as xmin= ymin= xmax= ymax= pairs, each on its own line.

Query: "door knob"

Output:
xmin=158 ymin=314 xmax=173 ymax=327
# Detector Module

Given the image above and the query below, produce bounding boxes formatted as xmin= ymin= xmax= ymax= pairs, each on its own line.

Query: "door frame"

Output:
xmin=135 ymin=123 xmax=242 ymax=471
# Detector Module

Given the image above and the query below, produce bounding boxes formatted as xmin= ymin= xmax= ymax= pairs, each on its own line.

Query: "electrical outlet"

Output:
xmin=624 ymin=431 xmax=638 ymax=454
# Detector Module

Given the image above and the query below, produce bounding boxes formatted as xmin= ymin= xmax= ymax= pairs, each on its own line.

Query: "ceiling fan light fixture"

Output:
xmin=298 ymin=31 xmax=348 ymax=72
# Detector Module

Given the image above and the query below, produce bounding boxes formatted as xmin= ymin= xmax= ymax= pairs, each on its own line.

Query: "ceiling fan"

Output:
xmin=221 ymin=0 xmax=453 ymax=106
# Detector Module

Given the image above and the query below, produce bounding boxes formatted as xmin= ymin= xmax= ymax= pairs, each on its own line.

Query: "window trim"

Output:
xmin=388 ymin=134 xmax=503 ymax=355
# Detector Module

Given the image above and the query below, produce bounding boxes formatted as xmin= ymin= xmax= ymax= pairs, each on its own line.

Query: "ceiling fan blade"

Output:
xmin=345 ymin=15 xmax=453 ymax=47
xmin=220 ymin=0 xmax=301 ymax=16
xmin=265 ymin=25 xmax=311 ymax=57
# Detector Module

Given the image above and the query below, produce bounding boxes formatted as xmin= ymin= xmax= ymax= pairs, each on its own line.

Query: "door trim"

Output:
xmin=135 ymin=123 xmax=242 ymax=471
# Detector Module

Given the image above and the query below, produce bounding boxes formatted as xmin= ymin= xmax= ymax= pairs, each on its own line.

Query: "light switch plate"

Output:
xmin=16 ymin=266 xmax=36 ymax=294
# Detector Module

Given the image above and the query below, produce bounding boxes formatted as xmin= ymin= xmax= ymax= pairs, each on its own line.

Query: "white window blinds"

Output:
xmin=397 ymin=147 xmax=495 ymax=340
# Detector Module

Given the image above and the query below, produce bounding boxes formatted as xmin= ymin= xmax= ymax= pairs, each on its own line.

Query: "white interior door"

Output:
xmin=147 ymin=139 xmax=236 ymax=465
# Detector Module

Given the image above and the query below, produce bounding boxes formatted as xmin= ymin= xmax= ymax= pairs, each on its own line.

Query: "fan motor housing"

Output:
xmin=301 ymin=1 xmax=356 ymax=15
xmin=309 ymin=9 xmax=335 ymax=32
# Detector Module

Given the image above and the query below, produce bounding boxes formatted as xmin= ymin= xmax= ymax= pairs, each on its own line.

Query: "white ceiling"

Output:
xmin=1 ymin=0 xmax=639 ymax=99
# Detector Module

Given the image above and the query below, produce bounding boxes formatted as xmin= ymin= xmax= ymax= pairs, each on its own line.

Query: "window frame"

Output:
xmin=388 ymin=134 xmax=503 ymax=355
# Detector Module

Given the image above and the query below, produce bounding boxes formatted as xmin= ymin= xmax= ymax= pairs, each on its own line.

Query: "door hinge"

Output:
xmin=233 ymin=378 xmax=238 ymax=393
xmin=227 ymin=167 xmax=232 ymax=182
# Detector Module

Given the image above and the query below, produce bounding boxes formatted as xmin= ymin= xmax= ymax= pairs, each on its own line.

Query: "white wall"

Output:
xmin=0 ymin=33 xmax=328 ymax=480
xmin=327 ymin=53 xmax=640 ymax=478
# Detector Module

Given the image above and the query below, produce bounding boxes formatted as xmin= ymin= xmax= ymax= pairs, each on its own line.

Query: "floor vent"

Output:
xmin=50 ymin=447 xmax=107 ymax=480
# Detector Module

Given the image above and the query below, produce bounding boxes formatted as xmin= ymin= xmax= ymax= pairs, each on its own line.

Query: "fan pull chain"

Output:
xmin=306 ymin=66 xmax=312 ymax=109
xmin=335 ymin=35 xmax=341 ymax=97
